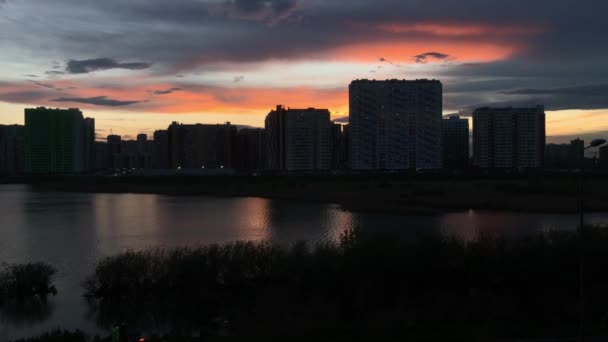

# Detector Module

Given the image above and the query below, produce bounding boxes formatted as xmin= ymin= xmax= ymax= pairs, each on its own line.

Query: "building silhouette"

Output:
xmin=0 ymin=125 xmax=24 ymax=175
xmin=94 ymin=141 xmax=109 ymax=171
xmin=265 ymin=105 xmax=332 ymax=171
xmin=152 ymin=130 xmax=169 ymax=169
xmin=135 ymin=134 xmax=152 ymax=168
xmin=349 ymin=79 xmax=443 ymax=170
xmin=83 ymin=118 xmax=95 ymax=173
xmin=599 ymin=144 xmax=608 ymax=163
xmin=442 ymin=115 xmax=469 ymax=169
xmin=107 ymin=134 xmax=122 ymax=170
xmin=168 ymin=122 xmax=237 ymax=169
xmin=24 ymin=107 xmax=93 ymax=174
xmin=236 ymin=128 xmax=266 ymax=170
xmin=473 ymin=106 xmax=545 ymax=169
xmin=342 ymin=124 xmax=350 ymax=169
xmin=545 ymin=138 xmax=584 ymax=168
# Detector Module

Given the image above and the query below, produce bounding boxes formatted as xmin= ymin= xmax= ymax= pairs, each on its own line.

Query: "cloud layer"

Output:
xmin=0 ymin=0 xmax=607 ymax=137
xmin=52 ymin=96 xmax=144 ymax=106
xmin=66 ymin=58 xmax=151 ymax=74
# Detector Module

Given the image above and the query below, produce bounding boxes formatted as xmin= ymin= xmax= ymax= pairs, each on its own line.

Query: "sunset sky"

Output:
xmin=1 ymin=0 xmax=607 ymax=142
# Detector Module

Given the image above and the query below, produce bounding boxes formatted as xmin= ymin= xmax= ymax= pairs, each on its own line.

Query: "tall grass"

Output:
xmin=84 ymin=227 xmax=608 ymax=340
xmin=0 ymin=262 xmax=57 ymax=324
xmin=10 ymin=330 xmax=86 ymax=342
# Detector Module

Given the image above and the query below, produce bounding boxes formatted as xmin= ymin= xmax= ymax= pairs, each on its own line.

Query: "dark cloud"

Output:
xmin=4 ymin=0 xmax=608 ymax=70
xmin=45 ymin=70 xmax=66 ymax=76
xmin=438 ymin=60 xmax=608 ymax=111
xmin=66 ymin=58 xmax=151 ymax=74
xmin=151 ymin=87 xmax=182 ymax=95
xmin=1 ymin=0 xmax=608 ymax=115
xmin=332 ymin=116 xmax=349 ymax=123
xmin=379 ymin=57 xmax=393 ymax=65
xmin=413 ymin=52 xmax=451 ymax=64
xmin=470 ymin=84 xmax=608 ymax=111
xmin=28 ymin=80 xmax=62 ymax=91
xmin=452 ymin=95 xmax=608 ymax=112
xmin=233 ymin=75 xmax=245 ymax=83
xmin=230 ymin=0 xmax=297 ymax=14
xmin=51 ymin=96 xmax=143 ymax=106
xmin=24 ymin=74 xmax=37 ymax=78
xmin=0 ymin=90 xmax=47 ymax=104
xmin=503 ymin=84 xmax=608 ymax=96
xmin=214 ymin=93 xmax=248 ymax=104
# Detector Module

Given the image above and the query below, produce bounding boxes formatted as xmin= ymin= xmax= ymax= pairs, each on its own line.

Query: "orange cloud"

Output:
xmin=146 ymin=86 xmax=349 ymax=117
xmin=0 ymin=80 xmax=348 ymax=119
xmin=376 ymin=22 xmax=544 ymax=37
xmin=330 ymin=40 xmax=517 ymax=63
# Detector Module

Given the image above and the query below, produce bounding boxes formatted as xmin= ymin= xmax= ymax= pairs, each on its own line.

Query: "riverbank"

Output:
xmin=11 ymin=227 xmax=608 ymax=341
xmin=3 ymin=174 xmax=607 ymax=214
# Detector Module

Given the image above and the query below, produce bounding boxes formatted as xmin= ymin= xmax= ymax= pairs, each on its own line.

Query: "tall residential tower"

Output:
xmin=265 ymin=105 xmax=332 ymax=171
xmin=473 ymin=106 xmax=546 ymax=169
xmin=442 ymin=115 xmax=469 ymax=169
xmin=349 ymin=79 xmax=443 ymax=170
xmin=25 ymin=107 xmax=93 ymax=174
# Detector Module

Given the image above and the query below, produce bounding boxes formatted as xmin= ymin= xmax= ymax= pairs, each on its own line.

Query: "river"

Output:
xmin=1 ymin=184 xmax=607 ymax=340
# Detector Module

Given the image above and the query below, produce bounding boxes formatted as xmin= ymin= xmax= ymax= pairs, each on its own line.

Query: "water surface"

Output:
xmin=1 ymin=184 xmax=606 ymax=340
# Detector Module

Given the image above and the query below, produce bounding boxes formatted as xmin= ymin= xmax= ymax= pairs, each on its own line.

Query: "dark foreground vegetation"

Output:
xmin=0 ymin=262 xmax=57 ymax=324
xmin=11 ymin=330 xmax=86 ymax=342
xmin=79 ymin=227 xmax=608 ymax=341
xmin=9 ymin=172 xmax=608 ymax=213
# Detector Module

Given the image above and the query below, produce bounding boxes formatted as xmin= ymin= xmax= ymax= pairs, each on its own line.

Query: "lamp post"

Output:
xmin=579 ymin=138 xmax=606 ymax=342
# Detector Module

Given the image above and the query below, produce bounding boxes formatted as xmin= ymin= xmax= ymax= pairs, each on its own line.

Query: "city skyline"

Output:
xmin=1 ymin=1 xmax=608 ymax=144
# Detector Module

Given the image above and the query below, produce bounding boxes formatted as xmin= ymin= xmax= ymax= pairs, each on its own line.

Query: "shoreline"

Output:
xmin=3 ymin=175 xmax=606 ymax=215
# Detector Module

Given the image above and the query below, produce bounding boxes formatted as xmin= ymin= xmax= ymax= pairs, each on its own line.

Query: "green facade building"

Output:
xmin=25 ymin=107 xmax=86 ymax=174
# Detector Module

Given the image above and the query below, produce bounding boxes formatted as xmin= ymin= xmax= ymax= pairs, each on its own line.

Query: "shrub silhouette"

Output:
xmin=0 ymin=262 xmax=57 ymax=324
xmin=84 ymin=227 xmax=608 ymax=340
xmin=11 ymin=329 xmax=86 ymax=342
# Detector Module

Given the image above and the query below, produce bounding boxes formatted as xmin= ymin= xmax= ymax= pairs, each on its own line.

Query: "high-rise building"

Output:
xmin=24 ymin=107 xmax=87 ymax=174
xmin=132 ymin=134 xmax=151 ymax=169
xmin=83 ymin=118 xmax=95 ymax=173
xmin=0 ymin=125 xmax=24 ymax=175
xmin=94 ymin=141 xmax=110 ymax=171
xmin=152 ymin=130 xmax=169 ymax=169
xmin=473 ymin=106 xmax=545 ymax=169
xmin=442 ymin=116 xmax=469 ymax=169
xmin=349 ymin=79 xmax=443 ymax=170
xmin=236 ymin=128 xmax=265 ymax=170
xmin=342 ymin=124 xmax=350 ymax=169
xmin=120 ymin=139 xmax=138 ymax=169
xmin=545 ymin=138 xmax=585 ymax=168
xmin=137 ymin=134 xmax=148 ymax=155
xmin=331 ymin=123 xmax=342 ymax=170
xmin=265 ymin=105 xmax=331 ymax=171
xmin=107 ymin=135 xmax=121 ymax=154
xmin=265 ymin=106 xmax=287 ymax=170
xmin=107 ymin=134 xmax=121 ymax=170
xmin=599 ymin=145 xmax=608 ymax=162
xmin=216 ymin=123 xmax=238 ymax=169
xmin=168 ymin=122 xmax=237 ymax=169
xmin=570 ymin=138 xmax=584 ymax=162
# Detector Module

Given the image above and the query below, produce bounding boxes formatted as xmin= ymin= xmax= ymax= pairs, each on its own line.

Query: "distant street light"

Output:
xmin=578 ymin=138 xmax=606 ymax=342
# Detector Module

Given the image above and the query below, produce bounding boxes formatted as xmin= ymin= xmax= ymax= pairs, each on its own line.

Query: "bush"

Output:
xmin=84 ymin=227 xmax=608 ymax=340
xmin=11 ymin=330 xmax=86 ymax=342
xmin=0 ymin=262 xmax=57 ymax=303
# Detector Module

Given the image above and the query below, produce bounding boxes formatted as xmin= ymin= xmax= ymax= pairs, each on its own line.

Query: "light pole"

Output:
xmin=579 ymin=138 xmax=606 ymax=342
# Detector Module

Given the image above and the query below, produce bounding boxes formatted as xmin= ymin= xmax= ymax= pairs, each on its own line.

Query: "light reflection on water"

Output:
xmin=1 ymin=183 xmax=607 ymax=340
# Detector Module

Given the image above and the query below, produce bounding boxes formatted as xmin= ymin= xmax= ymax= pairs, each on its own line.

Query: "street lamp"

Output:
xmin=579 ymin=138 xmax=606 ymax=342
